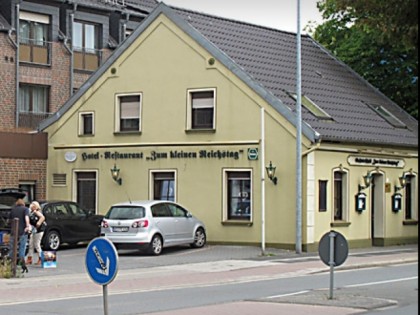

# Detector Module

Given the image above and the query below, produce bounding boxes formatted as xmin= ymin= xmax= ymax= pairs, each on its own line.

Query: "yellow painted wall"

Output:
xmin=45 ymin=13 xmax=418 ymax=249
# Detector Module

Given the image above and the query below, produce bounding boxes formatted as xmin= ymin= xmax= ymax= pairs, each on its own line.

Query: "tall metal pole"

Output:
xmin=295 ymin=0 xmax=303 ymax=254
xmin=260 ymin=107 xmax=266 ymax=256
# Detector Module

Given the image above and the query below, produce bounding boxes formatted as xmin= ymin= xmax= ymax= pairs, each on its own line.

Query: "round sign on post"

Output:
xmin=85 ymin=237 xmax=119 ymax=286
xmin=318 ymin=230 xmax=349 ymax=267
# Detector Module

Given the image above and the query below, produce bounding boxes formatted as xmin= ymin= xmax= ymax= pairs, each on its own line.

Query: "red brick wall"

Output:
xmin=0 ymin=158 xmax=47 ymax=201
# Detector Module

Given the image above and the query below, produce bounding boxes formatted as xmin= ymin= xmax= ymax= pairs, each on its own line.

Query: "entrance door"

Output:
xmin=370 ymin=173 xmax=385 ymax=246
xmin=75 ymin=171 xmax=97 ymax=213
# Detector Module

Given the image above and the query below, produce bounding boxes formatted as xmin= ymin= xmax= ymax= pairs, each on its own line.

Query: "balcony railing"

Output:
xmin=73 ymin=47 xmax=102 ymax=72
xmin=19 ymin=38 xmax=52 ymax=65
xmin=18 ymin=111 xmax=53 ymax=130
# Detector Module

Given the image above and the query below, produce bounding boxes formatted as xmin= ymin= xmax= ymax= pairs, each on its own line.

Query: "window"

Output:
xmin=19 ymin=182 xmax=36 ymax=203
xmin=319 ymin=180 xmax=328 ymax=212
xmin=79 ymin=112 xmax=94 ymax=136
xmin=365 ymin=102 xmax=407 ymax=129
xmin=152 ymin=172 xmax=175 ymax=201
xmin=404 ymin=175 xmax=417 ymax=220
xmin=224 ymin=170 xmax=252 ymax=221
xmin=73 ymin=21 xmax=100 ymax=71
xmin=19 ymin=85 xmax=49 ymax=114
xmin=187 ymin=89 xmax=216 ymax=130
xmin=287 ymin=92 xmax=333 ymax=120
xmin=333 ymin=170 xmax=348 ymax=221
xmin=116 ymin=94 xmax=141 ymax=132
xmin=19 ymin=11 xmax=50 ymax=64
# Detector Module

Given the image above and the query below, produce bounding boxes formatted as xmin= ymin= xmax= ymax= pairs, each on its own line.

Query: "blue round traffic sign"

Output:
xmin=85 ymin=237 xmax=119 ymax=285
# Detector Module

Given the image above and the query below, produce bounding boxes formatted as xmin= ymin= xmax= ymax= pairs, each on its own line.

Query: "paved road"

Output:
xmin=0 ymin=244 xmax=417 ymax=314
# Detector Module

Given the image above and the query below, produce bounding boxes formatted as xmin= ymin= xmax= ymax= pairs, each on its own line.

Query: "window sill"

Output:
xmin=330 ymin=221 xmax=351 ymax=227
xmin=185 ymin=129 xmax=216 ymax=134
xmin=113 ymin=131 xmax=142 ymax=135
xmin=403 ymin=220 xmax=418 ymax=226
xmin=222 ymin=221 xmax=253 ymax=227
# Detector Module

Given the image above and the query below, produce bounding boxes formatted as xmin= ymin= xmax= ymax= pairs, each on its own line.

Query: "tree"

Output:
xmin=312 ymin=0 xmax=418 ymax=119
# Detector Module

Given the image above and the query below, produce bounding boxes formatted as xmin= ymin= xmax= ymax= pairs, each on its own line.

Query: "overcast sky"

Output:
xmin=157 ymin=0 xmax=323 ymax=33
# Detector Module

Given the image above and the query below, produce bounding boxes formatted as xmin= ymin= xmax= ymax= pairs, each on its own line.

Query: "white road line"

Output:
xmin=345 ymin=276 xmax=418 ymax=288
xmin=266 ymin=290 xmax=309 ymax=299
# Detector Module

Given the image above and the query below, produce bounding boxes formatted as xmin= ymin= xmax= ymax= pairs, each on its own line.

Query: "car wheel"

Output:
xmin=148 ymin=235 xmax=162 ymax=255
xmin=191 ymin=228 xmax=206 ymax=248
xmin=44 ymin=230 xmax=61 ymax=251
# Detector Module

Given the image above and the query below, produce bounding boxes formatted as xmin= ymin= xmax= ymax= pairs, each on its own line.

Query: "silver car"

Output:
xmin=100 ymin=200 xmax=206 ymax=255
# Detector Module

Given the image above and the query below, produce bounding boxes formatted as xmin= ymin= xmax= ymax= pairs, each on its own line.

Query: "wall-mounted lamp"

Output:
xmin=110 ymin=164 xmax=122 ymax=185
xmin=266 ymin=161 xmax=278 ymax=185
xmin=395 ymin=169 xmax=413 ymax=192
xmin=358 ymin=171 xmax=373 ymax=192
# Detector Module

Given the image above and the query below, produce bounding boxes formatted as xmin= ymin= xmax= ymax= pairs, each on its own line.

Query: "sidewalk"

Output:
xmin=0 ymin=244 xmax=417 ymax=314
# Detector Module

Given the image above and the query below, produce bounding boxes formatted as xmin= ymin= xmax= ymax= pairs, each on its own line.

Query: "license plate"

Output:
xmin=112 ymin=227 xmax=129 ymax=232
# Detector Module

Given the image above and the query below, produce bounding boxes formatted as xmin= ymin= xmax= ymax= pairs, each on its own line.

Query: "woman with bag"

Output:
xmin=26 ymin=201 xmax=46 ymax=265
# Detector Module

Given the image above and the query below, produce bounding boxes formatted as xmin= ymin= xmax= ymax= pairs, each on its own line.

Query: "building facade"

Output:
xmin=0 ymin=0 xmax=157 ymax=200
xmin=39 ymin=4 xmax=418 ymax=250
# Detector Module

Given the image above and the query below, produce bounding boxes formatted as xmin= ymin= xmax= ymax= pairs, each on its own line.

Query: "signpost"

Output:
xmin=85 ymin=237 xmax=119 ymax=315
xmin=318 ymin=231 xmax=348 ymax=299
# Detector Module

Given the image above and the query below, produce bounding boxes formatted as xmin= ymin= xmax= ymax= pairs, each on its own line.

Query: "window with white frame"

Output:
xmin=333 ymin=170 xmax=348 ymax=221
xmin=151 ymin=172 xmax=176 ymax=201
xmin=224 ymin=170 xmax=252 ymax=221
xmin=187 ymin=89 xmax=216 ymax=130
xmin=115 ymin=94 xmax=141 ymax=132
xmin=79 ymin=112 xmax=94 ymax=136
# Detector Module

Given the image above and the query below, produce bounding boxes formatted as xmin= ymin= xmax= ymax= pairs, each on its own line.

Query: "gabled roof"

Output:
xmin=39 ymin=3 xmax=418 ymax=148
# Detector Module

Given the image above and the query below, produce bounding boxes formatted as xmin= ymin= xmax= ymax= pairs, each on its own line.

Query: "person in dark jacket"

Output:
xmin=8 ymin=198 xmax=31 ymax=273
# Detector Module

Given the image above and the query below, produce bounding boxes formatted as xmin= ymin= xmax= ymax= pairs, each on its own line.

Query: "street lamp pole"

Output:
xmin=295 ymin=0 xmax=303 ymax=254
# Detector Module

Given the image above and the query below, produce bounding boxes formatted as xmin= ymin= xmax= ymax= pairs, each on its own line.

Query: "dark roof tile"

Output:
xmin=174 ymin=8 xmax=417 ymax=147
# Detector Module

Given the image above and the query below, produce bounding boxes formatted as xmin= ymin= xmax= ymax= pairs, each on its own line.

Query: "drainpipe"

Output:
xmin=68 ymin=3 xmax=78 ymax=96
xmin=123 ymin=13 xmax=129 ymax=41
xmin=260 ymin=107 xmax=266 ymax=255
xmin=15 ymin=4 xmax=20 ymax=127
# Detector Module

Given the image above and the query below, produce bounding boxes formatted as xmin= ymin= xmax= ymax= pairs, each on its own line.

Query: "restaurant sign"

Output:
xmin=78 ymin=149 xmax=245 ymax=162
xmin=348 ymin=156 xmax=405 ymax=168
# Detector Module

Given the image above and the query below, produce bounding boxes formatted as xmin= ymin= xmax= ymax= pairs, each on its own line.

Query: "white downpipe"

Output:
xmin=261 ymin=107 xmax=266 ymax=255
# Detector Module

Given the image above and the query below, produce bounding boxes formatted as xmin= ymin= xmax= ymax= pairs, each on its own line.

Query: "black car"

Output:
xmin=40 ymin=201 xmax=104 ymax=250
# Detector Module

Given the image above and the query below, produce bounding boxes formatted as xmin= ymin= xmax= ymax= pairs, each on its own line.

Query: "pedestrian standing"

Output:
xmin=26 ymin=201 xmax=46 ymax=265
xmin=8 ymin=198 xmax=30 ymax=273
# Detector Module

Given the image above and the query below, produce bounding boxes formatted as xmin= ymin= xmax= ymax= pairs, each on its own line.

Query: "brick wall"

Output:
xmin=0 ymin=158 xmax=47 ymax=201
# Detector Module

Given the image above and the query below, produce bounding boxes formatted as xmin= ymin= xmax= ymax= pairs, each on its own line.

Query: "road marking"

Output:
xmin=345 ymin=276 xmax=418 ymax=288
xmin=266 ymin=290 xmax=309 ymax=299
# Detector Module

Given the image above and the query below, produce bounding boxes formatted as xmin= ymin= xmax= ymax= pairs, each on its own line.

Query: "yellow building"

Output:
xmin=39 ymin=4 xmax=418 ymax=251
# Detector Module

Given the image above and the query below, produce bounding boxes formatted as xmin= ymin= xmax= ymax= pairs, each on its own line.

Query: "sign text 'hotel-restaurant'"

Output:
xmin=81 ymin=149 xmax=246 ymax=162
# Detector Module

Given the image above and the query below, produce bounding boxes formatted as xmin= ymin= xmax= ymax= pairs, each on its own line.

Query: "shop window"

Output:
xmin=152 ymin=172 xmax=176 ymax=201
xmin=73 ymin=21 xmax=101 ymax=71
xmin=115 ymin=94 xmax=141 ymax=133
xmin=79 ymin=112 xmax=94 ymax=136
xmin=224 ymin=170 xmax=252 ymax=221
xmin=19 ymin=11 xmax=50 ymax=64
xmin=319 ymin=180 xmax=328 ymax=212
xmin=333 ymin=170 xmax=348 ymax=221
xmin=187 ymin=89 xmax=216 ymax=130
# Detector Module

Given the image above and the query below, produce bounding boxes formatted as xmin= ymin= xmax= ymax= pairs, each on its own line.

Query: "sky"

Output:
xmin=157 ymin=0 xmax=323 ymax=33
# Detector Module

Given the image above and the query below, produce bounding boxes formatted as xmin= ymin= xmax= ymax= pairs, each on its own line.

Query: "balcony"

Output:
xmin=18 ymin=111 xmax=53 ymax=130
xmin=19 ymin=39 xmax=52 ymax=65
xmin=74 ymin=48 xmax=102 ymax=72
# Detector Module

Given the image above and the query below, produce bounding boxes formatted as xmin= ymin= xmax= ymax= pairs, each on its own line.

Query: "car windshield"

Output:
xmin=105 ymin=206 xmax=145 ymax=220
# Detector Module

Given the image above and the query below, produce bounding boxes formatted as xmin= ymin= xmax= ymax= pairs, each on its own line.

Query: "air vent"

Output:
xmin=53 ymin=174 xmax=67 ymax=186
